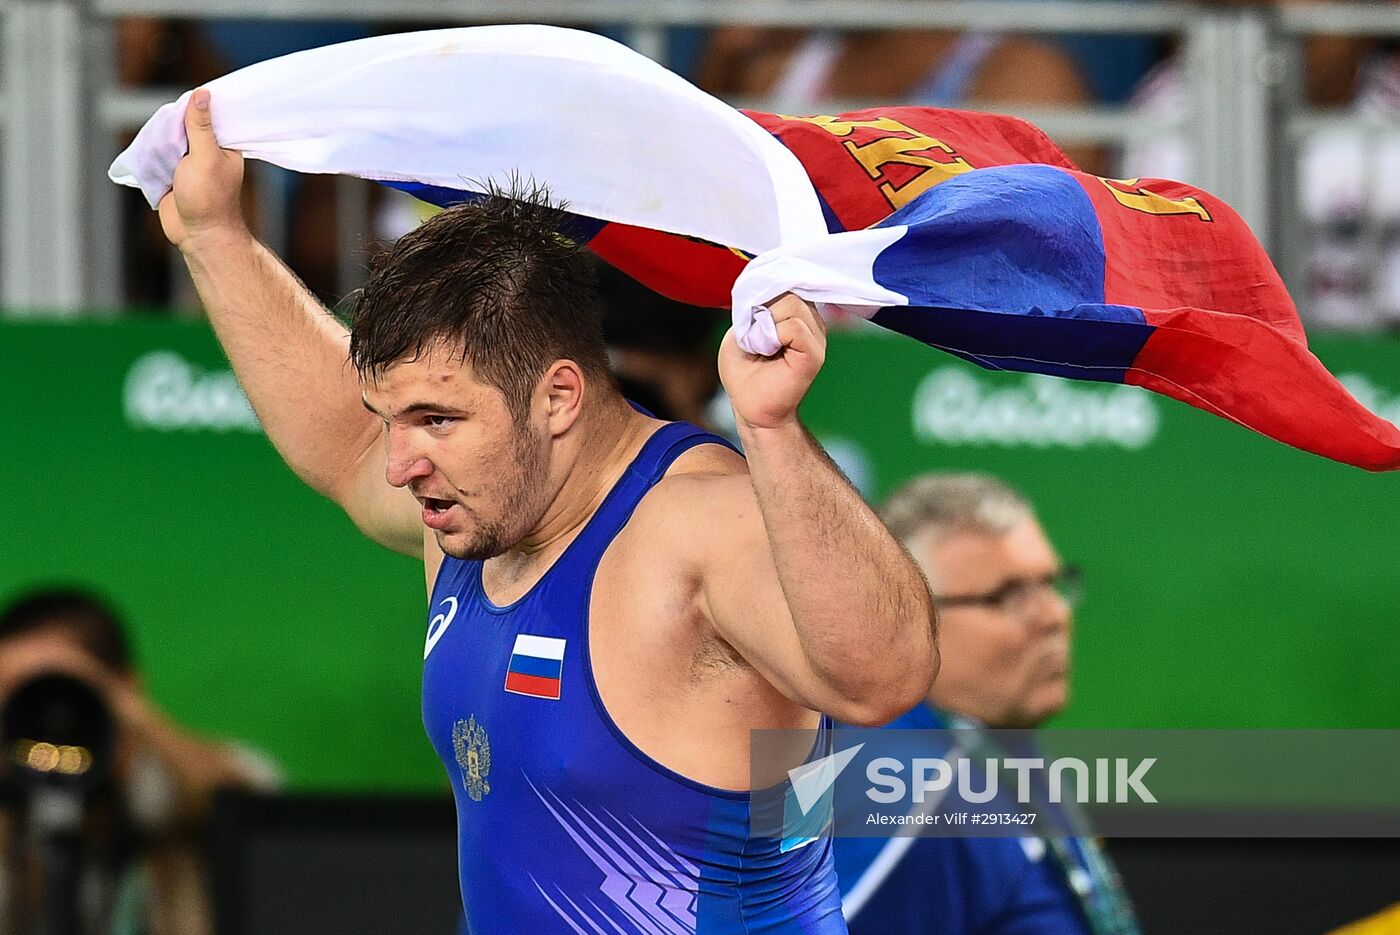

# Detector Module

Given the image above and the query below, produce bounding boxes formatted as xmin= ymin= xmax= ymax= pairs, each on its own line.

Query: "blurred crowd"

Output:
xmin=107 ymin=1 xmax=1400 ymax=333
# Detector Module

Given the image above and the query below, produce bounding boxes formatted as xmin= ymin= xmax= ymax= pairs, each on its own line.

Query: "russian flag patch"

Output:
xmin=504 ymin=634 xmax=566 ymax=700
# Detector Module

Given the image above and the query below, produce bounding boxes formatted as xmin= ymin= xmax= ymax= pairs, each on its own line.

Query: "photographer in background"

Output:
xmin=0 ymin=589 xmax=279 ymax=935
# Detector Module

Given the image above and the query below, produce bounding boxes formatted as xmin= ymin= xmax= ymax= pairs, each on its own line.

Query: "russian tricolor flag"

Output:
xmin=504 ymin=634 xmax=566 ymax=700
xmin=110 ymin=25 xmax=1400 ymax=470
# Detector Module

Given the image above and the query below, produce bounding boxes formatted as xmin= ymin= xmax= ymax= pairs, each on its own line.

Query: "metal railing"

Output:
xmin=1 ymin=0 xmax=1398 ymax=317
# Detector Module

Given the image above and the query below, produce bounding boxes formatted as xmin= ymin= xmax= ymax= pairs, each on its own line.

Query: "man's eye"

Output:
xmin=426 ymin=415 xmax=456 ymax=429
xmin=995 ymin=581 xmax=1035 ymax=609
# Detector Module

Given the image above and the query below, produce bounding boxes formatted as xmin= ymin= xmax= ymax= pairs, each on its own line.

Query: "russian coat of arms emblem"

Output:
xmin=452 ymin=715 xmax=491 ymax=802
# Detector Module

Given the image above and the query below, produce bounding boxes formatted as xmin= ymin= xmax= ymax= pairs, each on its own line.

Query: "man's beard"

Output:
xmin=439 ymin=422 xmax=548 ymax=561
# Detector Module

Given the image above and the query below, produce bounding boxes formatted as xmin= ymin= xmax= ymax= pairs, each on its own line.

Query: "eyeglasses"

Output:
xmin=932 ymin=566 xmax=1082 ymax=617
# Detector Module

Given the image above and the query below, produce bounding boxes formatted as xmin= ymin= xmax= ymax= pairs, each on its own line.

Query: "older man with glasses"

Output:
xmin=834 ymin=472 xmax=1141 ymax=935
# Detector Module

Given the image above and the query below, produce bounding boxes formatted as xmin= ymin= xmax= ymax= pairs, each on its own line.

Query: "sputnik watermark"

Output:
xmin=865 ymin=756 xmax=1157 ymax=805
xmin=865 ymin=811 xmax=1038 ymax=826
xmin=753 ymin=728 xmax=1400 ymax=839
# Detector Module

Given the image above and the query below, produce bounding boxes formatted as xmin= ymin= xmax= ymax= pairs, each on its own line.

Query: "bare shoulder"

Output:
xmin=620 ymin=442 xmax=764 ymax=566
xmin=648 ymin=441 xmax=753 ymax=514
xmin=668 ymin=438 xmax=748 ymax=479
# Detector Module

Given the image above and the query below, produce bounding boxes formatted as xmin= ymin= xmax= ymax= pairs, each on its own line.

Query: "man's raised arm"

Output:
xmin=158 ymin=90 xmax=421 ymax=557
xmin=703 ymin=294 xmax=938 ymax=726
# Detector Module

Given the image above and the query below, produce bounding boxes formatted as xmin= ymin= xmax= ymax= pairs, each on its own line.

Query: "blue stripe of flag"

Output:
xmin=870 ymin=304 xmax=1153 ymax=383
xmin=870 ymin=164 xmax=1107 ymax=310
xmin=508 ymin=654 xmax=563 ymax=680
xmin=867 ymin=164 xmax=1152 ymax=380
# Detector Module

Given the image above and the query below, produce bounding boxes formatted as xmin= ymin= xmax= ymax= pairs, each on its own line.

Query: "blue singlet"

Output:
xmin=421 ymin=421 xmax=847 ymax=934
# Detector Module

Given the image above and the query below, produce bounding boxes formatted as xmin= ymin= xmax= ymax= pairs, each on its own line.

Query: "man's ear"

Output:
xmin=540 ymin=360 xmax=586 ymax=437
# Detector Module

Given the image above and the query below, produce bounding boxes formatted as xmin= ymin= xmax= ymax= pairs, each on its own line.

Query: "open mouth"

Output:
xmin=422 ymin=497 xmax=455 ymax=514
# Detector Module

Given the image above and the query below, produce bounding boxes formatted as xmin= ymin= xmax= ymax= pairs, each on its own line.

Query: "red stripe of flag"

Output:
xmin=504 ymin=671 xmax=561 ymax=700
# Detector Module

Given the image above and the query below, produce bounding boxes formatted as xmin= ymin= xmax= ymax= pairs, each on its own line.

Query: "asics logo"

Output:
xmin=424 ymin=596 xmax=458 ymax=659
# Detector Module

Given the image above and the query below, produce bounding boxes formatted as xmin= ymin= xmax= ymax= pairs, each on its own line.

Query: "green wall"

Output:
xmin=3 ymin=321 xmax=433 ymax=791
xmin=3 ymin=320 xmax=1398 ymax=791
xmin=799 ymin=325 xmax=1400 ymax=731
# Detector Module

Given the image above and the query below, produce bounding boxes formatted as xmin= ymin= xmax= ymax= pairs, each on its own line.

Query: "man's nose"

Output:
xmin=384 ymin=429 xmax=432 ymax=488
xmin=1028 ymin=588 xmax=1072 ymax=635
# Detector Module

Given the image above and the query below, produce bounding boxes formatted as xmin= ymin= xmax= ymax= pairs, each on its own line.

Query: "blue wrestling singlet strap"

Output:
xmin=565 ymin=421 xmax=739 ymax=566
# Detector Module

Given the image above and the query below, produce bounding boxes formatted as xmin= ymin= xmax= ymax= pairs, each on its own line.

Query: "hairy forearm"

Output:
xmin=179 ymin=230 xmax=379 ymax=498
xmin=737 ymin=420 xmax=938 ymax=720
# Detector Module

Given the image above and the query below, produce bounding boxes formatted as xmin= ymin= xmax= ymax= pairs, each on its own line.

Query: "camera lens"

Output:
xmin=1 ymin=673 xmax=115 ymax=792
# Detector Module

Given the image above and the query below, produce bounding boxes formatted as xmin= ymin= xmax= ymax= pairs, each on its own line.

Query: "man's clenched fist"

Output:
xmin=157 ymin=89 xmax=247 ymax=251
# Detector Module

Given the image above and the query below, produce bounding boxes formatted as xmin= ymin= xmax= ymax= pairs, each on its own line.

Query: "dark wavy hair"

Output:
xmin=0 ymin=587 xmax=134 ymax=675
xmin=349 ymin=180 xmax=613 ymax=422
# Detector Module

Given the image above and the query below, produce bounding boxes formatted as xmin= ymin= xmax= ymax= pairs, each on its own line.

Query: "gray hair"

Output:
xmin=880 ymin=473 xmax=1032 ymax=550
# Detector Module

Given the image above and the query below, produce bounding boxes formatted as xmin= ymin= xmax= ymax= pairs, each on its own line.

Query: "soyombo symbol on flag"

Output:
xmin=504 ymin=635 xmax=565 ymax=700
xmin=109 ymin=24 xmax=1400 ymax=471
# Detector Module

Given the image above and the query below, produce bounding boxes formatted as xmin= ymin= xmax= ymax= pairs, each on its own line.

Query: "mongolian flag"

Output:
xmin=109 ymin=25 xmax=1400 ymax=470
